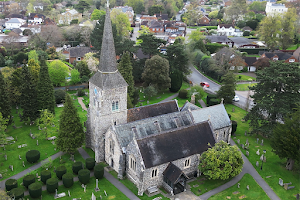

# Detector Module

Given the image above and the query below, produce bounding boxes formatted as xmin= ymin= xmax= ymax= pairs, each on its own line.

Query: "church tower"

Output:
xmin=86 ymin=3 xmax=128 ymax=162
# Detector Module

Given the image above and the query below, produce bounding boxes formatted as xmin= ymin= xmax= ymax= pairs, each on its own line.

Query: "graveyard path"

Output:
xmin=78 ymin=97 xmax=87 ymax=111
xmin=0 ymin=151 xmax=65 ymax=190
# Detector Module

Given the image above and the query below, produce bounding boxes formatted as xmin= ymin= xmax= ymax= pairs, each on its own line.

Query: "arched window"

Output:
xmin=115 ymin=101 xmax=119 ymax=110
xmin=151 ymin=169 xmax=158 ymax=178
xmin=130 ymin=156 xmax=136 ymax=171
xmin=184 ymin=158 xmax=191 ymax=168
xmin=112 ymin=101 xmax=115 ymax=111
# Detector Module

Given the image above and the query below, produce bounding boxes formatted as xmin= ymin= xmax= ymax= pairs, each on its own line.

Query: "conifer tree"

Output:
xmin=118 ymin=52 xmax=134 ymax=98
xmin=20 ymin=66 xmax=38 ymax=122
xmin=36 ymin=60 xmax=55 ymax=114
xmin=57 ymin=94 xmax=84 ymax=155
xmin=0 ymin=71 xmax=11 ymax=123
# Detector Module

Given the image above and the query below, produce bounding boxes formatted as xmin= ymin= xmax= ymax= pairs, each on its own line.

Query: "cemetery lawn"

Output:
xmin=235 ymin=74 xmax=256 ymax=81
xmin=225 ymin=104 xmax=300 ymax=200
xmin=109 ymin=171 xmax=170 ymax=200
xmin=188 ymin=176 xmax=232 ymax=196
xmin=236 ymin=83 xmax=256 ymax=91
xmin=208 ymin=173 xmax=270 ymax=200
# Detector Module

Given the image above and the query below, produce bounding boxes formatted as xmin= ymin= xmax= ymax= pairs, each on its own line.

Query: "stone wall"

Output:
xmin=214 ymin=125 xmax=232 ymax=143
xmin=105 ymin=127 xmax=123 ymax=173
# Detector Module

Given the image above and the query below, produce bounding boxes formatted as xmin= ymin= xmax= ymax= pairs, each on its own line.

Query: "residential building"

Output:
xmin=149 ymin=20 xmax=164 ymax=34
xmin=68 ymin=46 xmax=94 ymax=64
xmin=28 ymin=13 xmax=46 ymax=24
xmin=5 ymin=18 xmax=26 ymax=29
xmin=33 ymin=3 xmax=44 ymax=11
xmin=260 ymin=52 xmax=298 ymax=63
xmin=140 ymin=15 xmax=157 ymax=22
xmin=57 ymin=9 xmax=82 ymax=25
xmin=265 ymin=2 xmax=288 ymax=16
xmin=198 ymin=16 xmax=210 ymax=25
xmin=205 ymin=35 xmax=233 ymax=45
xmin=217 ymin=24 xmax=243 ymax=37
xmin=293 ymin=46 xmax=300 ymax=61
xmin=230 ymin=37 xmax=260 ymax=48
xmin=243 ymin=57 xmax=257 ymax=71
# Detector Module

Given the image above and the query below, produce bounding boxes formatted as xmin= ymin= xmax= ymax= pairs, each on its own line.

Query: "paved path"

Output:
xmin=77 ymin=97 xmax=87 ymax=111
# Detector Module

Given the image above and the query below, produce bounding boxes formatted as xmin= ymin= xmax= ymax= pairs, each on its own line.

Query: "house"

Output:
xmin=68 ymin=46 xmax=94 ymax=64
xmin=140 ymin=15 xmax=157 ymax=23
xmin=265 ymin=2 xmax=288 ymax=16
xmin=205 ymin=35 xmax=233 ymax=45
xmin=199 ymin=0 xmax=206 ymax=5
xmin=198 ymin=16 xmax=210 ymax=25
xmin=213 ymin=47 xmax=246 ymax=70
xmin=260 ymin=52 xmax=298 ymax=63
xmin=175 ymin=22 xmax=187 ymax=35
xmin=86 ymin=6 xmax=232 ymax=197
xmin=20 ymin=24 xmax=41 ymax=34
xmin=229 ymin=37 xmax=260 ymax=48
xmin=5 ymin=18 xmax=26 ymax=30
xmin=164 ymin=21 xmax=177 ymax=33
xmin=242 ymin=26 xmax=252 ymax=32
xmin=33 ymin=3 xmax=44 ymax=11
xmin=155 ymin=13 xmax=168 ymax=21
xmin=54 ymin=3 xmax=64 ymax=9
xmin=5 ymin=13 xmax=25 ymax=20
xmin=149 ymin=20 xmax=164 ymax=34
xmin=134 ymin=48 xmax=150 ymax=60
xmin=168 ymin=34 xmax=177 ymax=44
xmin=243 ymin=57 xmax=257 ymax=71
xmin=28 ymin=13 xmax=45 ymax=24
xmin=44 ymin=18 xmax=56 ymax=25
xmin=0 ymin=1 xmax=11 ymax=13
xmin=113 ymin=6 xmax=134 ymax=25
xmin=11 ymin=28 xmax=22 ymax=35
xmin=217 ymin=24 xmax=242 ymax=37
xmin=223 ymin=0 xmax=231 ymax=7
xmin=0 ymin=35 xmax=29 ymax=47
xmin=57 ymin=9 xmax=82 ymax=25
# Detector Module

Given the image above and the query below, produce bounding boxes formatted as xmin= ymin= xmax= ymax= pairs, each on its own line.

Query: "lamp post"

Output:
xmin=261 ymin=150 xmax=266 ymax=170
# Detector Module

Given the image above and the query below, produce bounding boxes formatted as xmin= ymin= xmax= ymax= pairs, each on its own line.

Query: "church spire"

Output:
xmin=99 ymin=3 xmax=117 ymax=73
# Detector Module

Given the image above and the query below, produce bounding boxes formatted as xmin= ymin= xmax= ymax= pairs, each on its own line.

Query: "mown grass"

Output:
xmin=236 ymin=83 xmax=257 ymax=91
xmin=235 ymin=74 xmax=256 ymax=81
xmin=225 ymin=104 xmax=300 ymax=200
xmin=246 ymin=55 xmax=260 ymax=57
xmin=208 ymin=173 xmax=270 ymax=200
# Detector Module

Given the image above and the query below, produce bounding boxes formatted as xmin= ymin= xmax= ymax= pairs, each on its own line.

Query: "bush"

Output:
xmin=188 ymin=85 xmax=205 ymax=102
xmin=205 ymin=43 xmax=226 ymax=54
xmin=5 ymin=179 xmax=17 ymax=191
xmin=54 ymin=89 xmax=67 ymax=104
xmin=46 ymin=178 xmax=58 ymax=193
xmin=209 ymin=98 xmax=220 ymax=106
xmin=62 ymin=173 xmax=74 ymax=188
xmin=178 ymin=89 xmax=188 ymax=99
xmin=206 ymin=93 xmax=217 ymax=105
xmin=243 ymin=31 xmax=250 ymax=36
xmin=77 ymin=89 xmax=85 ymax=97
xmin=28 ymin=182 xmax=42 ymax=198
xmin=9 ymin=187 xmax=24 ymax=199
xmin=23 ymin=175 xmax=35 ymax=188
xmin=85 ymin=158 xmax=95 ymax=170
xmin=78 ymin=169 xmax=90 ymax=184
xmin=94 ymin=164 xmax=104 ymax=179
xmin=81 ymin=75 xmax=89 ymax=83
xmin=41 ymin=170 xmax=52 ymax=184
xmin=56 ymin=166 xmax=67 ymax=180
xmin=232 ymin=120 xmax=237 ymax=134
xmin=241 ymin=67 xmax=248 ymax=72
xmin=72 ymin=161 xmax=83 ymax=174
xmin=26 ymin=150 xmax=40 ymax=163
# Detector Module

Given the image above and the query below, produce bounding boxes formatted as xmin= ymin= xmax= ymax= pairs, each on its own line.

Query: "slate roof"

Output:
xmin=137 ymin=121 xmax=216 ymax=168
xmin=149 ymin=20 xmax=163 ymax=28
xmin=230 ymin=37 xmax=253 ymax=46
xmin=205 ymin=36 xmax=232 ymax=43
xmin=28 ymin=13 xmax=45 ymax=20
xmin=180 ymin=101 xmax=201 ymax=111
xmin=293 ymin=47 xmax=300 ymax=60
xmin=219 ymin=24 xmax=233 ymax=29
xmin=163 ymin=163 xmax=188 ymax=184
xmin=6 ymin=14 xmax=24 ymax=19
xmin=69 ymin=47 xmax=94 ymax=57
xmin=155 ymin=13 xmax=168 ymax=20
xmin=6 ymin=18 xmax=21 ymax=23
xmin=127 ymin=100 xmax=179 ymax=122
xmin=262 ymin=52 xmax=292 ymax=61
xmin=115 ymin=110 xmax=193 ymax=148
xmin=190 ymin=104 xmax=231 ymax=130
xmin=243 ymin=57 xmax=257 ymax=66
xmin=89 ymin=72 xmax=128 ymax=90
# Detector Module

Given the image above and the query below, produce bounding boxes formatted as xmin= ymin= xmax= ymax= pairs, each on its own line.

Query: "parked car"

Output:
xmin=233 ymin=95 xmax=239 ymax=102
xmin=200 ymin=82 xmax=210 ymax=88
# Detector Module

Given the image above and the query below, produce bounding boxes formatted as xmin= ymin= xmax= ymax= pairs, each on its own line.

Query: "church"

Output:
xmin=85 ymin=4 xmax=232 ymax=196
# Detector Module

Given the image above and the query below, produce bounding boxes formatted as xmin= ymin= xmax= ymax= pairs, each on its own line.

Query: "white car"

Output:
xmin=233 ymin=95 xmax=239 ymax=102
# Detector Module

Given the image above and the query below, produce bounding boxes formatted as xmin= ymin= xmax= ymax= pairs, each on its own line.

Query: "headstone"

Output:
xmin=260 ymin=154 xmax=264 ymax=161
xmin=279 ymin=178 xmax=283 ymax=186
xmin=100 ymin=195 xmax=102 ymax=199
xmin=246 ymin=151 xmax=249 ymax=156
xmin=68 ymin=190 xmax=71 ymax=197
xmin=232 ymin=108 xmax=235 ymax=112
xmin=287 ymin=186 xmax=295 ymax=190
xmin=15 ymin=136 xmax=17 ymax=141
xmin=296 ymin=193 xmax=299 ymax=200
xmin=3 ymin=146 xmax=5 ymax=151
xmin=22 ymin=161 xmax=25 ymax=167
xmin=84 ymin=185 xmax=86 ymax=193
xmin=246 ymin=139 xmax=249 ymax=145
xmin=4 ymin=154 xmax=7 ymax=161
xmin=241 ymin=144 xmax=244 ymax=149
xmin=0 ymin=174 xmax=2 ymax=179
xmin=36 ymin=173 xmax=39 ymax=178
xmin=256 ymin=161 xmax=259 ymax=167
xmin=147 ymin=100 xmax=149 ymax=104
xmin=91 ymin=193 xmax=96 ymax=200
xmin=263 ymin=156 xmax=266 ymax=162
xmin=55 ymin=189 xmax=58 ymax=198
xmin=261 ymin=139 xmax=264 ymax=146
xmin=237 ymin=139 xmax=240 ymax=144
xmin=256 ymin=138 xmax=259 ymax=144
xmin=104 ymin=190 xmax=107 ymax=196
xmin=191 ymin=94 xmax=195 ymax=104
xmin=246 ymin=185 xmax=249 ymax=190
xmin=256 ymin=149 xmax=260 ymax=155
xmin=10 ymin=165 xmax=13 ymax=171
xmin=95 ymin=179 xmax=100 ymax=192
xmin=237 ymin=183 xmax=240 ymax=188
xmin=36 ymin=140 xmax=38 ymax=146
xmin=19 ymin=155 xmax=21 ymax=160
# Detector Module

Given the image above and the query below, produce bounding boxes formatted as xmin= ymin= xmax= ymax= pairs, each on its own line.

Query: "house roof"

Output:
xmin=11 ymin=28 xmax=22 ymax=34
xmin=163 ymin=163 xmax=188 ymax=184
xmin=293 ymin=46 xmax=300 ymax=60
xmin=190 ymin=104 xmax=231 ymax=130
xmin=28 ymin=13 xmax=45 ymax=20
xmin=262 ymin=52 xmax=292 ymax=60
xmin=242 ymin=26 xmax=252 ymax=31
xmin=69 ymin=47 xmax=93 ymax=57
xmin=6 ymin=18 xmax=21 ymax=23
xmin=181 ymin=101 xmax=201 ymax=111
xmin=114 ymin=109 xmax=193 ymax=148
xmin=155 ymin=13 xmax=168 ymax=20
xmin=137 ymin=121 xmax=216 ymax=168
xmin=243 ymin=57 xmax=257 ymax=66
xmin=127 ymin=100 xmax=179 ymax=122
xmin=114 ymin=6 xmax=133 ymax=13
xmin=149 ymin=20 xmax=163 ymax=28
xmin=6 ymin=14 xmax=24 ymax=19
xmin=230 ymin=37 xmax=255 ymax=47
xmin=205 ymin=35 xmax=231 ymax=43
xmin=44 ymin=18 xmax=56 ymax=25
xmin=219 ymin=24 xmax=233 ymax=28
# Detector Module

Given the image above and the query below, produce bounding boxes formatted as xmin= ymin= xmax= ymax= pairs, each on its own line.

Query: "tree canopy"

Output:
xmin=111 ymin=9 xmax=131 ymax=38
xmin=217 ymin=72 xmax=236 ymax=104
xmin=48 ymin=60 xmax=70 ymax=87
xmin=166 ymin=43 xmax=190 ymax=76
xmin=118 ymin=52 xmax=134 ymax=98
xmin=138 ymin=33 xmax=166 ymax=58
xmin=0 ymin=71 xmax=11 ymax=123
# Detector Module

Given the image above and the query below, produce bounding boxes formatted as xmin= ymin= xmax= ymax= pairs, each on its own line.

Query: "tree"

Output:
xmin=91 ymin=9 xmax=106 ymax=20
xmin=70 ymin=69 xmax=81 ymax=85
xmin=0 ymin=112 xmax=8 ymax=145
xmin=26 ymin=3 xmax=35 ymax=13
xmin=0 ymin=72 xmax=11 ymax=123
xmin=36 ymin=109 xmax=55 ymax=138
xmin=118 ymin=52 xmax=134 ymax=98
xmin=208 ymin=10 xmax=218 ymax=19
xmin=74 ymin=0 xmax=90 ymax=13
xmin=9 ymin=68 xmax=22 ymax=106
xmin=23 ymin=29 xmax=33 ymax=36
xmin=75 ymin=61 xmax=91 ymax=78
xmin=28 ymin=50 xmax=39 ymax=63
xmin=142 ymin=55 xmax=171 ymax=91
xmin=0 ymin=54 xmax=5 ymax=68
xmin=148 ymin=5 xmax=164 ymax=15
xmin=280 ymin=8 xmax=297 ymax=50
xmin=20 ymin=66 xmax=38 ymax=122
xmin=166 ymin=43 xmax=190 ymax=76
xmin=225 ymin=0 xmax=247 ymax=21
xmin=270 ymin=105 xmax=300 ymax=171
xmin=188 ymin=85 xmax=205 ymax=102
xmin=257 ymin=15 xmax=281 ymax=51
xmin=48 ymin=60 xmax=70 ymax=87
xmin=199 ymin=141 xmax=244 ymax=180
xmin=183 ymin=3 xmax=202 ymax=25
xmin=217 ymin=72 xmax=236 ymax=104
xmin=127 ymin=0 xmax=145 ymax=14
xmin=169 ymin=70 xmax=183 ymax=92
xmin=248 ymin=1 xmax=266 ymax=12
xmin=144 ymin=85 xmax=157 ymax=100
xmin=28 ymin=59 xmax=40 ymax=86
xmin=83 ymin=53 xmax=99 ymax=72
xmin=253 ymin=57 xmax=270 ymax=71
xmin=57 ymin=94 xmax=84 ymax=155
xmin=138 ymin=33 xmax=166 ymax=58
xmin=111 ymin=9 xmax=131 ymax=37
xmin=244 ymin=61 xmax=300 ymax=136
xmin=36 ymin=60 xmax=55 ymax=114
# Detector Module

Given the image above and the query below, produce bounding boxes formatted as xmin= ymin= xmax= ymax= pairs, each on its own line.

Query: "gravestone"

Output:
xmin=3 ymin=146 xmax=5 ymax=151
xmin=241 ymin=144 xmax=244 ymax=149
xmin=15 ymin=136 xmax=17 ymax=141
xmin=9 ymin=165 xmax=13 ymax=171
xmin=232 ymin=191 xmax=240 ymax=195
xmin=22 ymin=161 xmax=25 ymax=167
xmin=0 ymin=174 xmax=2 ymax=179
xmin=68 ymin=190 xmax=70 ymax=197
xmin=95 ymin=179 xmax=100 ymax=192
xmin=287 ymin=186 xmax=295 ymax=190
xmin=237 ymin=139 xmax=240 ymax=144
xmin=263 ymin=156 xmax=266 ymax=162
xmin=147 ymin=100 xmax=149 ymax=104
xmin=261 ymin=139 xmax=264 ymax=146
xmin=260 ymin=154 xmax=264 ymax=161
xmin=37 ymin=140 xmax=38 ymax=146
xmin=55 ymin=189 xmax=58 ymax=198
xmin=296 ymin=193 xmax=299 ymax=200
xmin=232 ymin=108 xmax=235 ymax=112
xmin=246 ymin=139 xmax=249 ymax=145
xmin=4 ymin=154 xmax=7 ymax=161
xmin=279 ymin=178 xmax=283 ymax=186
xmin=84 ymin=185 xmax=86 ymax=193
xmin=246 ymin=151 xmax=249 ymax=156
xmin=256 ymin=149 xmax=260 ymax=155
xmin=92 ymin=193 xmax=96 ymax=200
xmin=237 ymin=183 xmax=240 ymax=188
xmin=100 ymin=195 xmax=102 ymax=199
xmin=104 ymin=190 xmax=107 ymax=196
xmin=244 ymin=131 xmax=247 ymax=136
xmin=256 ymin=138 xmax=259 ymax=144
xmin=246 ymin=185 xmax=249 ymax=190
xmin=256 ymin=161 xmax=259 ymax=167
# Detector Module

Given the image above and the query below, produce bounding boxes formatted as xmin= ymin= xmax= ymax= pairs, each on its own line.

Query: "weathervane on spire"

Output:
xmin=106 ymin=0 xmax=109 ymax=7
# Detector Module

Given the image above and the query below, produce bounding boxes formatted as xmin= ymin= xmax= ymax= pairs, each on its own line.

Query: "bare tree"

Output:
xmin=3 ymin=35 xmax=19 ymax=55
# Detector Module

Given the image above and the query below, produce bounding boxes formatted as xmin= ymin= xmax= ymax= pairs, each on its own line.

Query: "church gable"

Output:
xmin=137 ymin=121 xmax=216 ymax=168
xmin=127 ymin=100 xmax=179 ymax=122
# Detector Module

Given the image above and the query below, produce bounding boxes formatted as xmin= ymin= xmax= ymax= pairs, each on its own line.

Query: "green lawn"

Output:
xmin=285 ymin=44 xmax=299 ymax=50
xmin=225 ymin=104 xmax=300 ymax=200
xmin=235 ymin=74 xmax=256 ymax=81
xmin=188 ymin=176 xmax=232 ymax=196
xmin=208 ymin=173 xmax=270 ymax=200
xmin=246 ymin=55 xmax=260 ymax=57
xmin=236 ymin=83 xmax=256 ymax=91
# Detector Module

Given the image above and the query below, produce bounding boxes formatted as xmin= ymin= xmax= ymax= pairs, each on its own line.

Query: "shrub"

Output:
xmin=243 ymin=31 xmax=250 ymax=36
xmin=188 ymin=85 xmax=205 ymax=102
xmin=94 ymin=164 xmax=104 ymax=179
xmin=206 ymin=93 xmax=217 ymax=105
xmin=5 ymin=179 xmax=17 ymax=191
xmin=26 ymin=150 xmax=40 ymax=163
xmin=23 ymin=175 xmax=35 ymax=188
xmin=28 ymin=182 xmax=42 ymax=198
xmin=85 ymin=158 xmax=95 ymax=170
xmin=241 ymin=67 xmax=248 ymax=72
xmin=77 ymin=89 xmax=85 ymax=97
xmin=54 ymin=89 xmax=66 ymax=104
xmin=209 ymin=98 xmax=220 ymax=106
xmin=78 ymin=169 xmax=90 ymax=184
xmin=72 ymin=161 xmax=83 ymax=174
xmin=41 ymin=170 xmax=52 ymax=184
xmin=232 ymin=120 xmax=237 ymax=134
xmin=81 ymin=75 xmax=89 ymax=83
xmin=56 ymin=166 xmax=67 ymax=180
xmin=205 ymin=43 xmax=226 ymax=54
xmin=62 ymin=173 xmax=74 ymax=188
xmin=46 ymin=178 xmax=58 ymax=193
xmin=9 ymin=187 xmax=24 ymax=199
xmin=178 ymin=89 xmax=188 ymax=99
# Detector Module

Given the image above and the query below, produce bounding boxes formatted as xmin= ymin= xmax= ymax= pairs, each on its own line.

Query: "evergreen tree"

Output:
xmin=57 ymin=94 xmax=84 ymax=155
xmin=0 ymin=71 xmax=11 ymax=123
xmin=20 ymin=65 xmax=38 ymax=122
xmin=217 ymin=72 xmax=236 ymax=104
xmin=118 ymin=52 xmax=134 ymax=98
xmin=36 ymin=60 xmax=55 ymax=114
xmin=0 ymin=53 xmax=5 ymax=67
xmin=169 ymin=70 xmax=183 ymax=93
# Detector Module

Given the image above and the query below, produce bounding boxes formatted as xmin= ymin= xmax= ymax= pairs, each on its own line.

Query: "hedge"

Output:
xmin=94 ymin=164 xmax=104 ymax=180
xmin=56 ymin=166 xmax=67 ymax=180
xmin=28 ymin=182 xmax=42 ymax=198
xmin=205 ymin=43 xmax=227 ymax=54
xmin=23 ymin=175 xmax=35 ymax=188
xmin=26 ymin=150 xmax=40 ymax=163
xmin=206 ymin=93 xmax=217 ymax=105
xmin=46 ymin=178 xmax=58 ymax=193
xmin=41 ymin=170 xmax=52 ymax=184
xmin=85 ymin=158 xmax=95 ymax=170
xmin=5 ymin=179 xmax=17 ymax=191
xmin=178 ymin=89 xmax=188 ymax=99
xmin=78 ymin=169 xmax=90 ymax=184
xmin=9 ymin=188 xmax=24 ymax=200
xmin=62 ymin=173 xmax=74 ymax=188
xmin=209 ymin=98 xmax=220 ymax=106
xmin=72 ymin=161 xmax=83 ymax=174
